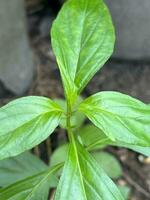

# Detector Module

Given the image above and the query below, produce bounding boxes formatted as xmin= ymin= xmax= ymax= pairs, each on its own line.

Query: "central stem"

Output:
xmin=66 ymin=100 xmax=73 ymax=142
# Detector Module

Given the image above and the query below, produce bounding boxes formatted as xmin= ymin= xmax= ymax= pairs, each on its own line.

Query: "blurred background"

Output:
xmin=0 ymin=0 xmax=150 ymax=199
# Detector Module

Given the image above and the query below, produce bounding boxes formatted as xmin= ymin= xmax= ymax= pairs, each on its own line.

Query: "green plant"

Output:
xmin=50 ymin=138 xmax=131 ymax=199
xmin=0 ymin=0 xmax=150 ymax=199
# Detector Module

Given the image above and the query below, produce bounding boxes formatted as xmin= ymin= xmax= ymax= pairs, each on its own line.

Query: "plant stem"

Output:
xmin=66 ymin=100 xmax=73 ymax=142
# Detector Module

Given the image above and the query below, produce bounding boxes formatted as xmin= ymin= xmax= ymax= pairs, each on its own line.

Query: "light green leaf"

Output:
xmin=79 ymin=125 xmax=150 ymax=156
xmin=50 ymin=144 xmax=69 ymax=167
xmin=118 ymin=185 xmax=131 ymax=200
xmin=118 ymin=142 xmax=150 ymax=157
xmin=79 ymin=92 xmax=150 ymax=147
xmin=92 ymin=151 xmax=122 ymax=179
xmin=0 ymin=152 xmax=49 ymax=187
xmin=0 ymin=164 xmax=62 ymax=200
xmin=54 ymin=139 xmax=124 ymax=200
xmin=51 ymin=0 xmax=115 ymax=104
xmin=50 ymin=144 xmax=69 ymax=177
xmin=50 ymin=143 xmax=123 ymax=179
xmin=0 ymin=96 xmax=63 ymax=160
xmin=125 ymin=146 xmax=150 ymax=156
xmin=78 ymin=124 xmax=111 ymax=150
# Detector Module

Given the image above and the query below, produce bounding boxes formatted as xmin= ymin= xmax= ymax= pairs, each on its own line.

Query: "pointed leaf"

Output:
xmin=0 ymin=96 xmax=63 ymax=160
xmin=79 ymin=92 xmax=150 ymax=147
xmin=0 ymin=164 xmax=62 ymax=200
xmin=51 ymin=0 xmax=115 ymax=103
xmin=54 ymin=140 xmax=124 ymax=200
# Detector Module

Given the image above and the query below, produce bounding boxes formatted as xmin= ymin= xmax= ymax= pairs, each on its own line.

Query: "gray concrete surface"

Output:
xmin=0 ymin=0 xmax=34 ymax=95
xmin=105 ymin=0 xmax=150 ymax=60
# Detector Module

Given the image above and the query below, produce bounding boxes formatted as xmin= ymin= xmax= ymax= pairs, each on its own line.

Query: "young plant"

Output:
xmin=0 ymin=0 xmax=150 ymax=199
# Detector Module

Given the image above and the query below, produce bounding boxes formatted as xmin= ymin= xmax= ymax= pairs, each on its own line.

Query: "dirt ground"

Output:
xmin=0 ymin=6 xmax=150 ymax=200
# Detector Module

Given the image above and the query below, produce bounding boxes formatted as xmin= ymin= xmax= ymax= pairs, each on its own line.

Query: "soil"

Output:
xmin=0 ymin=4 xmax=150 ymax=200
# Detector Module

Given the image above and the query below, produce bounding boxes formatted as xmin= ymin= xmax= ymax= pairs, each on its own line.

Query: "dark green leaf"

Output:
xmin=0 ymin=96 xmax=63 ymax=160
xmin=92 ymin=151 xmax=122 ymax=179
xmin=54 ymin=139 xmax=124 ymax=200
xmin=0 ymin=164 xmax=62 ymax=200
xmin=79 ymin=92 xmax=150 ymax=147
xmin=51 ymin=0 xmax=115 ymax=104
xmin=0 ymin=152 xmax=48 ymax=187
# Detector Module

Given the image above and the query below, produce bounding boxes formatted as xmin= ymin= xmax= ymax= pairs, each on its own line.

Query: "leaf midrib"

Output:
xmin=79 ymin=152 xmax=123 ymax=200
xmin=0 ymin=111 xmax=61 ymax=137
xmin=91 ymin=111 xmax=150 ymax=146
xmin=75 ymin=0 xmax=88 ymax=77
xmin=71 ymin=139 xmax=88 ymax=200
xmin=80 ymin=105 xmax=148 ymax=120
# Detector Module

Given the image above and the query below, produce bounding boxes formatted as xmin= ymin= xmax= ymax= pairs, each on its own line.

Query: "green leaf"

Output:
xmin=0 ymin=164 xmax=62 ymax=200
xmin=92 ymin=151 xmax=122 ymax=179
xmin=119 ymin=143 xmax=150 ymax=157
xmin=118 ymin=185 xmax=131 ymax=200
xmin=79 ymin=125 xmax=150 ymax=156
xmin=54 ymin=98 xmax=85 ymax=129
xmin=50 ymin=144 xmax=123 ymax=179
xmin=50 ymin=144 xmax=69 ymax=167
xmin=51 ymin=0 xmax=115 ymax=104
xmin=50 ymin=144 xmax=69 ymax=177
xmin=78 ymin=124 xmax=111 ymax=150
xmin=0 ymin=152 xmax=49 ymax=187
xmin=125 ymin=146 xmax=150 ymax=156
xmin=79 ymin=92 xmax=150 ymax=147
xmin=0 ymin=96 xmax=63 ymax=160
xmin=54 ymin=139 xmax=124 ymax=200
